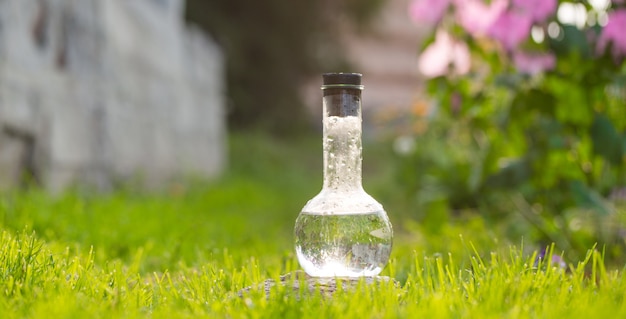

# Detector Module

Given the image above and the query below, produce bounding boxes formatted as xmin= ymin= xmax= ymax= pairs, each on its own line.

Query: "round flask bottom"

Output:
xmin=294 ymin=210 xmax=392 ymax=277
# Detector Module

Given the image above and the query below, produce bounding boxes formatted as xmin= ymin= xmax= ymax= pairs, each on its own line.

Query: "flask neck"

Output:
xmin=322 ymin=88 xmax=363 ymax=191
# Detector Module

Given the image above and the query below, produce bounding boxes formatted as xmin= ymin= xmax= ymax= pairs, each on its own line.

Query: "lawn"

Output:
xmin=1 ymin=132 xmax=625 ymax=318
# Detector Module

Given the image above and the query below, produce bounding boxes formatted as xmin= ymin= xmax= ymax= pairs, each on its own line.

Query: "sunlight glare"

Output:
xmin=531 ymin=26 xmax=545 ymax=43
xmin=547 ymin=22 xmax=562 ymax=39
xmin=557 ymin=2 xmax=588 ymax=29
xmin=589 ymin=0 xmax=610 ymax=12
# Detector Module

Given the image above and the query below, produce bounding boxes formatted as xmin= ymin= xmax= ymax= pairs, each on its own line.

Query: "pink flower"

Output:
xmin=597 ymin=10 xmax=626 ymax=58
xmin=512 ymin=0 xmax=557 ymax=22
xmin=409 ymin=0 xmax=452 ymax=26
xmin=488 ymin=10 xmax=532 ymax=50
xmin=513 ymin=51 xmax=556 ymax=75
xmin=455 ymin=0 xmax=508 ymax=36
xmin=418 ymin=29 xmax=471 ymax=78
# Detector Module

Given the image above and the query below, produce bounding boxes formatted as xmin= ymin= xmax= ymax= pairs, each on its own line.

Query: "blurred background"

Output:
xmin=1 ymin=0 xmax=625 ymax=266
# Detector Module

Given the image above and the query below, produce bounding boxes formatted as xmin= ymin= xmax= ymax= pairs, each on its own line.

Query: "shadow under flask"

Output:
xmin=294 ymin=73 xmax=393 ymax=277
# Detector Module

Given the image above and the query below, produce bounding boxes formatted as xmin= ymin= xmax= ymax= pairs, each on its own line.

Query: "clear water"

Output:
xmin=294 ymin=211 xmax=393 ymax=277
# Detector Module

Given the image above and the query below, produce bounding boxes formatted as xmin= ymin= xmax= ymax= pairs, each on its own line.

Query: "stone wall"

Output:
xmin=0 ymin=0 xmax=226 ymax=191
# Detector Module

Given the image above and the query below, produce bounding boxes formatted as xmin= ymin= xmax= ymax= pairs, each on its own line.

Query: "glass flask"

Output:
xmin=294 ymin=73 xmax=393 ymax=277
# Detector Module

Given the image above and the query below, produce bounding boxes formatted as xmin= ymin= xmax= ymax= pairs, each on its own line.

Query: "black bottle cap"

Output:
xmin=322 ymin=73 xmax=362 ymax=116
xmin=322 ymin=73 xmax=364 ymax=90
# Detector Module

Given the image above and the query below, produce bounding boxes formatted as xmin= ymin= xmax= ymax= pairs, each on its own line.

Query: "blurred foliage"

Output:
xmin=399 ymin=1 xmax=626 ymax=260
xmin=185 ymin=0 xmax=384 ymax=133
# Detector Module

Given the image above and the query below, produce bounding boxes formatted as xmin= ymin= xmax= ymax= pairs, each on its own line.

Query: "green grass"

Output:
xmin=1 ymin=132 xmax=625 ymax=318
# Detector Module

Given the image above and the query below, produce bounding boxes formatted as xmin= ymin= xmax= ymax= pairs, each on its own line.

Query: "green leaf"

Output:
xmin=590 ymin=113 xmax=623 ymax=165
xmin=545 ymin=77 xmax=591 ymax=126
xmin=484 ymin=158 xmax=532 ymax=190
xmin=511 ymin=89 xmax=556 ymax=117
xmin=549 ymin=25 xmax=593 ymax=58
xmin=569 ymin=180 xmax=611 ymax=215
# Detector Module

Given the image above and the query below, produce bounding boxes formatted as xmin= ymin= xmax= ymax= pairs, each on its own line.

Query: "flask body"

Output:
xmin=294 ymin=73 xmax=393 ymax=277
